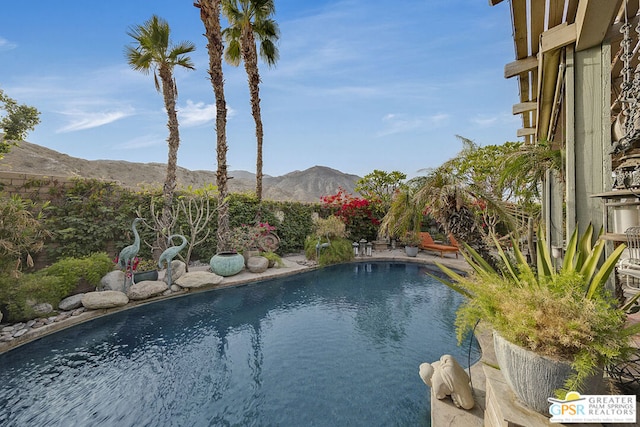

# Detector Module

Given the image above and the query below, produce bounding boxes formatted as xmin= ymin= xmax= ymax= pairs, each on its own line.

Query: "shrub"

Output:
xmin=0 ymin=193 xmax=50 ymax=274
xmin=0 ymin=252 xmax=114 ymax=323
xmin=312 ymin=215 xmax=347 ymax=239
xmin=304 ymin=236 xmax=353 ymax=266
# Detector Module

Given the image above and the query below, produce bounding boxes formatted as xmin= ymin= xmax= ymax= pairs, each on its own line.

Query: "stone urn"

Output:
xmin=493 ymin=332 xmax=604 ymax=414
xmin=210 ymin=252 xmax=245 ymax=277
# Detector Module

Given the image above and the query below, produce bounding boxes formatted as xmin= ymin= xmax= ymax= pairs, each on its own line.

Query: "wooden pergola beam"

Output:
xmin=512 ymin=102 xmax=537 ymax=114
xmin=504 ymin=56 xmax=538 ymax=79
xmin=517 ymin=128 xmax=536 ymax=137
xmin=489 ymin=0 xmax=505 ymax=5
xmin=540 ymin=23 xmax=576 ymax=53
xmin=575 ymin=0 xmax=624 ymax=51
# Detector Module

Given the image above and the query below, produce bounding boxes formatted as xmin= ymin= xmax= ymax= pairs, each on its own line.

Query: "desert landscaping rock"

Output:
xmin=99 ymin=270 xmax=126 ymax=292
xmin=31 ymin=303 xmax=53 ymax=316
xmin=127 ymin=281 xmax=169 ymax=300
xmin=247 ymin=256 xmax=269 ymax=273
xmin=165 ymin=260 xmax=186 ymax=282
xmin=81 ymin=291 xmax=129 ymax=309
xmin=175 ymin=271 xmax=223 ymax=288
xmin=59 ymin=294 xmax=85 ymax=311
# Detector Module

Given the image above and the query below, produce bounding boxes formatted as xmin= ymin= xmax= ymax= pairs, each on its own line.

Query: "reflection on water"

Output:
xmin=0 ymin=262 xmax=479 ymax=427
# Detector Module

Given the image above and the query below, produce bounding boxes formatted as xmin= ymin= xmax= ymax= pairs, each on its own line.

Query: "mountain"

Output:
xmin=0 ymin=141 xmax=360 ymax=203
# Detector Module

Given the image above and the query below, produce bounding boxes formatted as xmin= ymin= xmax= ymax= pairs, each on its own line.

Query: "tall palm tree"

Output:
xmin=195 ymin=0 xmax=231 ymax=252
xmin=222 ymin=0 xmax=280 ymax=202
xmin=125 ymin=15 xmax=195 ymax=246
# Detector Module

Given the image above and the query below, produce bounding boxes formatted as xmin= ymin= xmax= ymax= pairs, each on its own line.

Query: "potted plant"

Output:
xmin=261 ymin=251 xmax=284 ymax=268
xmin=132 ymin=258 xmax=159 ymax=283
xmin=403 ymin=231 xmax=421 ymax=257
xmin=433 ymin=224 xmax=640 ymax=414
xmin=379 ymin=185 xmax=423 ymax=257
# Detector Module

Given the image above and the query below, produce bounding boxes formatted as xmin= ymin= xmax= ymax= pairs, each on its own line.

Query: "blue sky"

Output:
xmin=0 ymin=0 xmax=519 ymax=179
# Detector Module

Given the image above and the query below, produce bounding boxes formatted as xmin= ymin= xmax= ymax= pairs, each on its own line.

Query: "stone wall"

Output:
xmin=0 ymin=171 xmax=77 ymax=200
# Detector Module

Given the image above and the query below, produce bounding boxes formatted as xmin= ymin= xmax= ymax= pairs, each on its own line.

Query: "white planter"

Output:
xmin=613 ymin=202 xmax=639 ymax=234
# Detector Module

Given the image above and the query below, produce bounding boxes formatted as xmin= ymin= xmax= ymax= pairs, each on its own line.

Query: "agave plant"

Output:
xmin=434 ymin=223 xmax=640 ymax=394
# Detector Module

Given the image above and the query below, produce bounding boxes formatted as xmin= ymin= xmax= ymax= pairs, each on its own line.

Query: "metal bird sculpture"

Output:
xmin=118 ymin=217 xmax=143 ymax=292
xmin=158 ymin=234 xmax=188 ymax=287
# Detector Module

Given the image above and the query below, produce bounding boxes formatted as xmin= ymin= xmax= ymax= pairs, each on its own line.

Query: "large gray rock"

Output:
xmin=175 ymin=271 xmax=223 ymax=288
xmin=162 ymin=260 xmax=186 ymax=284
xmin=247 ymin=256 xmax=269 ymax=273
xmin=99 ymin=270 xmax=126 ymax=292
xmin=31 ymin=303 xmax=54 ymax=316
xmin=59 ymin=294 xmax=85 ymax=311
xmin=127 ymin=280 xmax=169 ymax=301
xmin=81 ymin=291 xmax=129 ymax=309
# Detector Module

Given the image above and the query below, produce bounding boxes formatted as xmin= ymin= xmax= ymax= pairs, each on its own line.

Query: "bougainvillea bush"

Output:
xmin=320 ymin=188 xmax=381 ymax=241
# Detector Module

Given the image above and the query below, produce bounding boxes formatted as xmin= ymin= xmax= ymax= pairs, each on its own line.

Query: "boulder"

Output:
xmin=31 ymin=303 xmax=54 ymax=316
xmin=59 ymin=294 xmax=85 ymax=311
xmin=247 ymin=256 xmax=269 ymax=273
xmin=127 ymin=281 xmax=168 ymax=301
xmin=175 ymin=271 xmax=223 ymax=288
xmin=99 ymin=270 xmax=125 ymax=292
xmin=81 ymin=291 xmax=129 ymax=309
xmin=166 ymin=260 xmax=186 ymax=282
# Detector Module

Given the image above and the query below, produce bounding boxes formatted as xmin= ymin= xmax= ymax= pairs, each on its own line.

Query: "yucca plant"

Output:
xmin=434 ymin=224 xmax=640 ymax=395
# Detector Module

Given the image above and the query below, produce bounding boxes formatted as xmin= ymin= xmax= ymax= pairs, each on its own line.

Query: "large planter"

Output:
xmin=493 ymin=332 xmax=605 ymax=415
xmin=404 ymin=246 xmax=419 ymax=257
xmin=210 ymin=252 xmax=245 ymax=277
xmin=132 ymin=270 xmax=159 ymax=283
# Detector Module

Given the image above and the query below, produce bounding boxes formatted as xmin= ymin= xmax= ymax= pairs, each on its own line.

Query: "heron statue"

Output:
xmin=118 ymin=217 xmax=143 ymax=292
xmin=158 ymin=234 xmax=188 ymax=287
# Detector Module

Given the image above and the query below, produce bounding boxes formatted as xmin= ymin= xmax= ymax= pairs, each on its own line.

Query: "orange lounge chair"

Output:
xmin=419 ymin=232 xmax=459 ymax=258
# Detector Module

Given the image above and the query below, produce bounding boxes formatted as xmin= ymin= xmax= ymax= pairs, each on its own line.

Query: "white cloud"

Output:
xmin=117 ymin=135 xmax=164 ymax=150
xmin=0 ymin=37 xmax=17 ymax=51
xmin=179 ymin=100 xmax=216 ymax=127
xmin=470 ymin=112 xmax=519 ymax=128
xmin=376 ymin=112 xmax=450 ymax=137
xmin=56 ymin=108 xmax=134 ymax=133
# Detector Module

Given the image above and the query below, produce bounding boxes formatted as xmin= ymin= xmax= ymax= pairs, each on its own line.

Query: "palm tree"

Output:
xmin=222 ymin=0 xmax=280 ymax=202
xmin=125 ymin=15 xmax=195 ymax=248
xmin=195 ymin=0 xmax=231 ymax=252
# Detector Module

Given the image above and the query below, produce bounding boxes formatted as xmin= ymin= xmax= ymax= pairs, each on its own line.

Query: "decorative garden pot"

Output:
xmin=404 ymin=246 xmax=419 ymax=257
xmin=242 ymin=249 xmax=260 ymax=266
xmin=132 ymin=270 xmax=159 ymax=283
xmin=493 ymin=332 xmax=605 ymax=415
xmin=210 ymin=252 xmax=245 ymax=277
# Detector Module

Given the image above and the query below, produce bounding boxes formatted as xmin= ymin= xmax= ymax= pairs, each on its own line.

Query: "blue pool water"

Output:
xmin=0 ymin=262 xmax=479 ymax=426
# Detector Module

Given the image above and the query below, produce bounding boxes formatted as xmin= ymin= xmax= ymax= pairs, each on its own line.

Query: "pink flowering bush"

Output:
xmin=229 ymin=222 xmax=278 ymax=253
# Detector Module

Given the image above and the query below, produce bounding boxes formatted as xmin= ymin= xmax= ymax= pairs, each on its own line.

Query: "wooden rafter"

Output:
xmin=575 ymin=0 xmax=624 ymax=51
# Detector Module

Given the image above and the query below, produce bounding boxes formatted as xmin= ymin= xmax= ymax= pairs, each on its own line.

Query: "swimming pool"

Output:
xmin=0 ymin=262 xmax=479 ymax=426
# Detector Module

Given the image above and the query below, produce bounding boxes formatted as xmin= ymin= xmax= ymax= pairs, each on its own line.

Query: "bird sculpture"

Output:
xmin=158 ymin=234 xmax=188 ymax=287
xmin=118 ymin=217 xmax=143 ymax=291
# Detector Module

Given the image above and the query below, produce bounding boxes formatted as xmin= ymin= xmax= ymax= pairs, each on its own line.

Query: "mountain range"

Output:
xmin=0 ymin=141 xmax=361 ymax=203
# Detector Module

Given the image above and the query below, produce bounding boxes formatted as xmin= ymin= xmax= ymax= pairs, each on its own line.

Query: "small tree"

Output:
xmin=355 ymin=169 xmax=406 ymax=212
xmin=0 ymin=88 xmax=41 ymax=159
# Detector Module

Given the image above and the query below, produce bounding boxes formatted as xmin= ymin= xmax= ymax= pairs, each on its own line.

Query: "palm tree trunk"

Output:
xmin=159 ymin=65 xmax=179 ymax=248
xmin=197 ymin=0 xmax=230 ymax=253
xmin=242 ymin=29 xmax=264 ymax=202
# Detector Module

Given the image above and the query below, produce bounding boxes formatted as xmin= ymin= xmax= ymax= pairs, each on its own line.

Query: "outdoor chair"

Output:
xmin=616 ymin=226 xmax=640 ymax=294
xmin=419 ymin=232 xmax=459 ymax=258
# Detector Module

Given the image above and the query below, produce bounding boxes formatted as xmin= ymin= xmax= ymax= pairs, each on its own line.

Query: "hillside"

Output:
xmin=0 ymin=141 xmax=360 ymax=202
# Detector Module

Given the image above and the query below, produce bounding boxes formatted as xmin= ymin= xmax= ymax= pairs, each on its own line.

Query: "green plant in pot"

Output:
xmin=433 ymin=223 xmax=640 ymax=414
